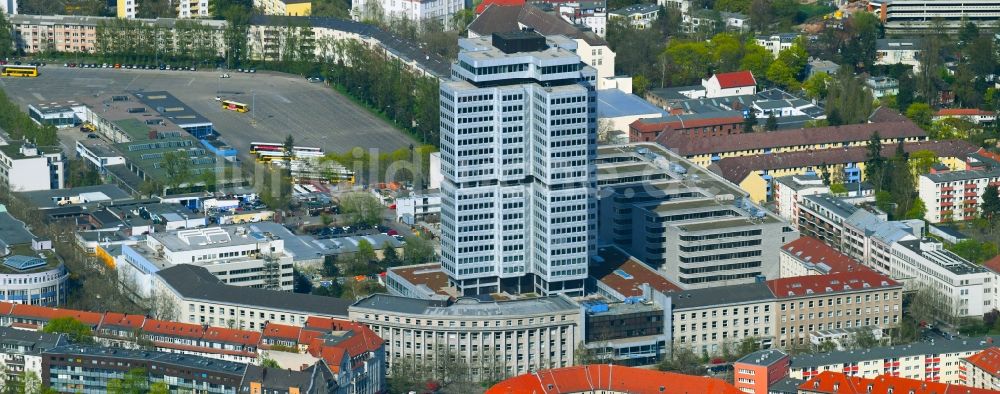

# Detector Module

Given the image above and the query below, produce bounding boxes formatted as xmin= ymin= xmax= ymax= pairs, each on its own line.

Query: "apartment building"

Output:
xmin=888 ymin=240 xmax=992 ymax=318
xmin=840 ymin=207 xmax=921 ymax=273
xmin=962 ymin=347 xmax=1000 ymax=390
xmin=349 ymin=294 xmax=583 ymax=383
xmin=868 ymin=0 xmax=1000 ymax=31
xmin=608 ymin=4 xmax=658 ymax=29
xmin=755 ymin=33 xmax=799 ymax=58
xmin=768 ymin=271 xmax=902 ymax=349
xmin=488 ymin=365 xmax=743 ymax=393
xmin=256 ymin=0 xmax=313 ymax=16
xmin=152 ymin=264 xmax=353 ymax=330
xmin=875 ymin=38 xmax=922 ymax=71
xmin=438 ymin=32 xmax=596 ymax=296
xmin=670 ymin=282 xmax=776 ymax=355
xmin=797 ymin=194 xmax=860 ymax=248
xmin=711 ymin=139 xmax=978 ymax=203
xmin=353 ymin=0 xmax=464 ymax=25
xmin=733 ymin=349 xmax=791 ymax=394
xmin=10 ymin=14 xmax=226 ymax=54
xmin=865 ymin=76 xmax=899 ymax=99
xmin=175 ymin=0 xmax=209 ymax=18
xmin=789 ymin=337 xmax=1000 ymax=383
xmin=468 ymin=4 xmax=617 ymax=89
xmin=628 ymin=112 xmax=745 ymax=142
xmin=935 ymin=109 xmax=997 ymax=125
xmin=0 ymin=141 xmax=65 ymax=192
xmin=0 ymin=328 xmax=65 ymax=387
xmin=596 ymin=143 xmax=797 ymax=289
xmin=657 ymin=118 xmax=927 ymax=168
xmin=248 ymin=15 xmax=451 ymax=79
xmin=800 ymin=371 xmax=999 ymax=394
xmin=117 ymin=0 xmax=137 ymax=18
xmin=773 ymin=174 xmax=830 ymax=223
xmin=919 ymin=167 xmax=1000 ymax=223
xmin=118 ymin=225 xmax=295 ymax=294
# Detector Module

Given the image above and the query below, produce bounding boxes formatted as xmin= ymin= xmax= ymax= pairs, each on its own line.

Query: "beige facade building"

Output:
xmin=768 ymin=271 xmax=902 ymax=349
xmin=10 ymin=14 xmax=225 ymax=55
xmin=669 ymin=282 xmax=776 ymax=356
xmin=348 ymin=294 xmax=583 ymax=383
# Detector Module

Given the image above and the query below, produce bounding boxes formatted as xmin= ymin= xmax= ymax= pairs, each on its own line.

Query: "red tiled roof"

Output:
xmin=984 ymin=255 xmax=1000 ymax=275
xmin=141 ymin=319 xmax=206 ymax=339
xmin=710 ymin=140 xmax=980 ymax=184
xmin=204 ymin=326 xmax=262 ymax=347
xmin=261 ymin=322 xmax=302 ymax=341
xmin=658 ymin=120 xmax=927 ymax=157
xmin=629 ymin=114 xmax=745 ymax=135
xmin=9 ymin=304 xmax=104 ymax=326
xmin=486 ymin=365 xmax=743 ymax=394
xmin=592 ymin=247 xmax=682 ymax=298
xmin=0 ymin=302 xmax=14 ymax=316
xmin=767 ymin=270 xmax=899 ymax=299
xmin=936 ymin=108 xmax=995 ymax=117
xmin=966 ymin=347 xmax=1000 ymax=379
xmin=800 ymin=371 xmax=1000 ymax=394
xmin=475 ymin=0 xmax=525 ymax=14
xmin=781 ymin=237 xmax=873 ymax=275
xmin=713 ymin=71 xmax=757 ymax=89
xmin=101 ymin=313 xmax=146 ymax=330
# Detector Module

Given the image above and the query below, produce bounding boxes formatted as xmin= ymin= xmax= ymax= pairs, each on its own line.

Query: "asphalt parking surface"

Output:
xmin=0 ymin=66 xmax=414 ymax=159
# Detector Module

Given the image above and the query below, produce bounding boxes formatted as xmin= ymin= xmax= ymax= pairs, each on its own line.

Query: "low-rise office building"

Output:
xmin=608 ymin=4 xmax=658 ymax=29
xmin=670 ymin=282 xmax=776 ymax=355
xmin=868 ymin=0 xmax=1000 ymax=31
xmin=349 ymin=293 xmax=583 ymax=383
xmin=768 ymin=271 xmax=901 ymax=349
xmin=27 ymin=101 xmax=82 ymax=129
xmin=0 ymin=254 xmax=70 ymax=307
xmin=0 ymin=141 xmax=65 ymax=192
xmin=153 ymin=264 xmax=353 ymax=330
xmin=394 ymin=191 xmax=440 ymax=225
xmin=888 ymin=240 xmax=992 ymax=317
xmin=875 ymin=38 xmax=922 ymax=71
xmin=119 ymin=225 xmax=295 ymax=294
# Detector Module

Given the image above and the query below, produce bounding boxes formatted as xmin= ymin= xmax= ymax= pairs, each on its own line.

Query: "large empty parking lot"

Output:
xmin=0 ymin=67 xmax=414 ymax=157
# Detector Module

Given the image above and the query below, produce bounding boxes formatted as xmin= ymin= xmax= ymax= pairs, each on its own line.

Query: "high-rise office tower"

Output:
xmin=439 ymin=31 xmax=597 ymax=296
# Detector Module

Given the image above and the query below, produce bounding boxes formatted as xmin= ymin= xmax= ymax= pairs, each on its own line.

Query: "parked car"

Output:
xmin=220 ymin=73 xmax=230 ymax=78
xmin=87 ymin=133 xmax=98 ymax=139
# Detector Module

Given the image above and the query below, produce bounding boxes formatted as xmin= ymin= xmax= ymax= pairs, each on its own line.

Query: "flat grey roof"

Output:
xmin=736 ymin=349 xmax=788 ymax=366
xmin=922 ymin=168 xmax=1000 ymax=183
xmin=0 ymin=327 xmax=66 ymax=354
xmin=669 ymin=282 xmax=776 ymax=310
xmin=790 ymin=336 xmax=1000 ymax=369
xmin=597 ymin=89 xmax=667 ymax=118
xmin=16 ymin=185 xmax=133 ymax=209
xmin=802 ymin=194 xmax=859 ymax=219
xmin=0 ymin=211 xmax=34 ymax=245
xmin=133 ymin=91 xmax=212 ymax=128
xmin=248 ymin=222 xmax=326 ymax=262
xmin=45 ymin=344 xmax=247 ymax=375
xmin=351 ymin=293 xmax=579 ymax=317
xmin=156 ymin=264 xmax=352 ymax=317
xmin=895 ymin=239 xmax=988 ymax=275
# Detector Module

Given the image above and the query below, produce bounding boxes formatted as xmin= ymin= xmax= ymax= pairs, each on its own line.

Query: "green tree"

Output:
xmin=382 ymin=243 xmax=401 ymax=267
xmin=356 ymin=239 xmax=376 ymax=265
xmin=983 ymin=185 xmax=1000 ymax=220
xmin=740 ymin=42 xmax=774 ymax=80
xmin=0 ymin=14 xmax=14 ymax=58
xmin=946 ymin=240 xmax=999 ymax=264
xmin=864 ymin=131 xmax=887 ymax=191
xmin=339 ymin=192 xmax=384 ymax=227
xmin=765 ymin=113 xmax=778 ymax=131
xmin=42 ymin=317 xmax=94 ymax=344
xmin=825 ymin=68 xmax=874 ymax=125
xmin=162 ymin=151 xmax=191 ymax=192
xmin=403 ymin=235 xmax=435 ymax=264
xmin=802 ymin=72 xmax=831 ymax=100
xmin=261 ymin=358 xmax=280 ymax=368
xmin=910 ymin=150 xmax=939 ymax=176
xmin=906 ymin=103 xmax=934 ymax=130
xmin=875 ymin=190 xmax=893 ymax=213
xmin=743 ymin=110 xmax=758 ymax=133
xmin=663 ymin=40 xmax=713 ymax=86
xmin=905 ymin=197 xmax=926 ymax=220
xmin=149 ymin=382 xmax=169 ymax=394
xmin=657 ymin=347 xmax=703 ymax=375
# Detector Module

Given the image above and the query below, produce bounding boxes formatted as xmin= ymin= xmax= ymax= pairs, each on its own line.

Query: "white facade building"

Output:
xmin=349 ymin=294 xmax=583 ymax=382
xmin=755 ymin=33 xmax=798 ymax=58
xmin=118 ymin=226 xmax=295 ymax=297
xmin=1 ymin=0 xmax=17 ymax=15
xmin=0 ymin=141 xmax=65 ymax=192
xmin=659 ymin=0 xmax=689 ymax=15
xmin=395 ymin=192 xmax=441 ymax=225
xmin=0 ymin=256 xmax=70 ymax=306
xmin=429 ymin=151 xmax=442 ymax=189
xmin=439 ymin=32 xmax=596 ymax=296
xmin=608 ymin=4 xmax=658 ymax=29
xmin=918 ymin=169 xmax=1000 ymax=223
xmin=889 ymin=240 xmax=992 ymax=318
xmin=875 ymin=38 xmax=922 ymax=72
xmin=352 ymin=0 xmax=464 ymax=25
xmin=869 ymin=0 xmax=1000 ymax=31
xmin=773 ymin=174 xmax=829 ymax=223
xmin=702 ymin=71 xmax=757 ymax=98
xmin=175 ymin=0 xmax=210 ymax=18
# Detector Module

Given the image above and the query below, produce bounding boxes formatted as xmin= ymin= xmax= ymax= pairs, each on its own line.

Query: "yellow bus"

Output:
xmin=1 ymin=65 xmax=39 ymax=77
xmin=221 ymin=100 xmax=249 ymax=113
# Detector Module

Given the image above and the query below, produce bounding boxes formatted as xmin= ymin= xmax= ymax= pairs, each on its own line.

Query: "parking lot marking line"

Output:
xmin=122 ymin=74 xmax=140 ymax=91
xmin=32 ymin=93 xmax=44 ymax=101
xmin=186 ymin=78 xmax=195 ymax=86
